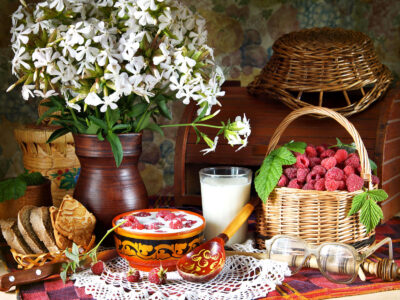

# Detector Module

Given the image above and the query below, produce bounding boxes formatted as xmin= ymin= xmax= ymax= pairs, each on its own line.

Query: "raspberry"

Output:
xmin=306 ymin=145 xmax=318 ymax=158
xmin=357 ymin=166 xmax=362 ymax=174
xmin=146 ymin=222 xmax=163 ymax=230
xmin=338 ymin=180 xmax=346 ymax=190
xmin=277 ymin=174 xmax=288 ymax=187
xmin=296 ymin=154 xmax=310 ymax=169
xmin=169 ymin=218 xmax=183 ymax=229
xmin=312 ymin=165 xmax=326 ymax=176
xmin=326 ymin=167 xmax=344 ymax=181
xmin=133 ymin=212 xmax=151 ymax=217
xmin=164 ymin=213 xmax=177 ymax=221
xmin=325 ymin=179 xmax=340 ymax=191
xmin=148 ymin=267 xmax=167 ymax=285
xmin=315 ymin=178 xmax=326 ymax=191
xmin=296 ymin=168 xmax=309 ymax=183
xmin=346 ymin=174 xmax=364 ymax=192
xmin=126 ymin=267 xmax=140 ymax=283
xmin=132 ymin=222 xmax=145 ymax=230
xmin=321 ymin=149 xmax=335 ymax=159
xmin=334 ymin=149 xmax=348 ymax=163
xmin=309 ymin=157 xmax=322 ymax=168
xmin=126 ymin=215 xmax=138 ymax=223
xmin=372 ymin=175 xmax=380 ymax=186
xmin=321 ymin=157 xmax=337 ymax=170
xmin=345 ymin=153 xmax=360 ymax=169
xmin=316 ymin=145 xmax=326 ymax=155
xmin=302 ymin=182 xmax=315 ymax=190
xmin=156 ymin=210 xmax=172 ymax=218
xmin=91 ymin=260 xmax=105 ymax=275
xmin=284 ymin=167 xmax=298 ymax=179
xmin=288 ymin=179 xmax=302 ymax=189
xmin=343 ymin=165 xmax=355 ymax=176
xmin=123 ymin=220 xmax=134 ymax=227
xmin=306 ymin=171 xmax=321 ymax=184
xmin=184 ymin=220 xmax=197 ymax=228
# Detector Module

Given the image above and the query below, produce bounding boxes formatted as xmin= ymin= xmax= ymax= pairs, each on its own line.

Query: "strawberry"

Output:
xmin=126 ymin=267 xmax=140 ymax=283
xmin=148 ymin=266 xmax=167 ymax=285
xmin=91 ymin=260 xmax=105 ymax=275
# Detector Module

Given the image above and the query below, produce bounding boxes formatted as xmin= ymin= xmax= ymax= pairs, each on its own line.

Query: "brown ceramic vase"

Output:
xmin=73 ymin=133 xmax=149 ymax=240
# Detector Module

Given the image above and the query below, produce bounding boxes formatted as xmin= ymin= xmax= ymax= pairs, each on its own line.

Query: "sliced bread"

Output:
xmin=18 ymin=205 xmax=47 ymax=254
xmin=49 ymin=206 xmax=71 ymax=250
xmin=0 ymin=218 xmax=33 ymax=254
xmin=55 ymin=195 xmax=96 ymax=247
xmin=30 ymin=206 xmax=59 ymax=253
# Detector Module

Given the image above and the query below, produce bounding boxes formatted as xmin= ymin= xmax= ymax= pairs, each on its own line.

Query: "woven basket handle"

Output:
xmin=266 ymin=106 xmax=372 ymax=185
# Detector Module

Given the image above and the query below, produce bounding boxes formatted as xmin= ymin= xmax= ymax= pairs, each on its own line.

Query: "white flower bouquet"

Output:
xmin=8 ymin=0 xmax=250 ymax=166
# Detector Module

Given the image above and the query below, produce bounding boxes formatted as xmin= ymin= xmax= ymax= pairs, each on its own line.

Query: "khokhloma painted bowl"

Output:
xmin=112 ymin=208 xmax=205 ymax=271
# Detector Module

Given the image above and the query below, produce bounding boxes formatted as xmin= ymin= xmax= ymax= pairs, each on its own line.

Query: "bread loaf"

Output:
xmin=17 ymin=205 xmax=47 ymax=254
xmin=55 ymin=195 xmax=96 ymax=246
xmin=49 ymin=206 xmax=72 ymax=250
xmin=0 ymin=219 xmax=33 ymax=254
xmin=30 ymin=206 xmax=59 ymax=253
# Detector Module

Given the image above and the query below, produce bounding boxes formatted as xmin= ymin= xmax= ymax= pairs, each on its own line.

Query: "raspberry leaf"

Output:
xmin=360 ymin=197 xmax=384 ymax=233
xmin=367 ymin=189 xmax=388 ymax=202
xmin=284 ymin=141 xmax=307 ymax=154
xmin=273 ymin=147 xmax=297 ymax=165
xmin=348 ymin=192 xmax=367 ymax=216
xmin=254 ymin=155 xmax=283 ymax=202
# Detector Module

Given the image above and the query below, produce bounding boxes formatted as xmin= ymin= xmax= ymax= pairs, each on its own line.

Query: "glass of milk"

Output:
xmin=199 ymin=167 xmax=252 ymax=246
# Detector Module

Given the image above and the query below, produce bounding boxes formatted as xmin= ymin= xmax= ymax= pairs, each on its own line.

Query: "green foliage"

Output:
xmin=0 ymin=171 xmax=46 ymax=203
xmin=348 ymin=189 xmax=388 ymax=233
xmin=254 ymin=141 xmax=306 ymax=202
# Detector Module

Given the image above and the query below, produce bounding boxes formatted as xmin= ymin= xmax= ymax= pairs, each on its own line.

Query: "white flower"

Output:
xmin=126 ymin=56 xmax=145 ymax=75
xmin=100 ymin=93 xmax=119 ymax=112
xmin=66 ymin=100 xmax=81 ymax=112
xmin=174 ymin=52 xmax=196 ymax=74
xmin=115 ymin=72 xmax=132 ymax=96
xmin=133 ymin=1 xmax=156 ymax=26
xmin=21 ymin=85 xmax=35 ymax=100
xmin=158 ymin=7 xmax=172 ymax=30
xmin=200 ymin=136 xmax=218 ymax=155
xmin=34 ymin=89 xmax=58 ymax=98
xmin=75 ymin=40 xmax=99 ymax=63
xmin=32 ymin=48 xmax=60 ymax=68
xmin=119 ymin=32 xmax=144 ymax=61
xmin=49 ymin=0 xmax=65 ymax=12
xmin=153 ymin=42 xmax=169 ymax=65
xmin=104 ymin=62 xmax=121 ymax=81
xmin=11 ymin=47 xmax=31 ymax=74
xmin=225 ymin=114 xmax=251 ymax=151
xmin=84 ymin=92 xmax=103 ymax=106
xmin=93 ymin=22 xmax=117 ymax=49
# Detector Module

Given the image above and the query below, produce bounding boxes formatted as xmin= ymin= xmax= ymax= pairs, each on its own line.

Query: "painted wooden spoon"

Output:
xmin=176 ymin=197 xmax=259 ymax=282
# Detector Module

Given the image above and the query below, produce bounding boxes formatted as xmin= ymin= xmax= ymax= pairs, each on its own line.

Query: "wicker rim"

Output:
xmin=266 ymin=106 xmax=372 ymax=186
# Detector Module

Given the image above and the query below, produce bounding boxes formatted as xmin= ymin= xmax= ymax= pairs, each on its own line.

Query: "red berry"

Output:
xmin=163 ymin=213 xmax=176 ymax=221
xmin=312 ymin=165 xmax=326 ymax=176
xmin=346 ymin=174 xmax=364 ymax=192
xmin=184 ymin=220 xmax=197 ymax=228
xmin=338 ymin=180 xmax=346 ymax=190
xmin=148 ymin=266 xmax=167 ymax=285
xmin=284 ymin=167 xmax=298 ymax=179
xmin=296 ymin=154 xmax=310 ymax=169
xmin=321 ymin=149 xmax=335 ymax=159
xmin=306 ymin=146 xmax=317 ymax=158
xmin=326 ymin=167 xmax=344 ymax=181
xmin=315 ymin=178 xmax=326 ymax=191
xmin=277 ymin=174 xmax=288 ymax=187
xmin=126 ymin=267 xmax=140 ymax=283
xmin=169 ymin=218 xmax=183 ymax=229
xmin=321 ymin=157 xmax=337 ymax=170
xmin=372 ymin=175 xmax=380 ymax=186
xmin=334 ymin=149 xmax=348 ymax=163
xmin=288 ymin=179 xmax=302 ymax=189
xmin=325 ymin=179 xmax=340 ymax=191
xmin=296 ymin=168 xmax=309 ymax=183
xmin=316 ymin=145 xmax=326 ymax=155
xmin=357 ymin=166 xmax=362 ymax=174
xmin=343 ymin=165 xmax=355 ymax=176
xmin=309 ymin=157 xmax=322 ymax=168
xmin=345 ymin=153 xmax=360 ymax=168
xmin=126 ymin=215 xmax=138 ymax=223
xmin=156 ymin=210 xmax=172 ymax=218
xmin=302 ymin=182 xmax=315 ymax=190
xmin=146 ymin=222 xmax=162 ymax=230
xmin=91 ymin=261 xmax=105 ymax=275
xmin=134 ymin=212 xmax=151 ymax=217
xmin=306 ymin=171 xmax=321 ymax=184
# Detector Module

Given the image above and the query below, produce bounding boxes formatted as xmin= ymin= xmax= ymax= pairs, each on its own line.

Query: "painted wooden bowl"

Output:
xmin=112 ymin=208 xmax=205 ymax=271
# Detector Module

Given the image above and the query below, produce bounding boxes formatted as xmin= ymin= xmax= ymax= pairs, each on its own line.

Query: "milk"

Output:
xmin=200 ymin=176 xmax=251 ymax=246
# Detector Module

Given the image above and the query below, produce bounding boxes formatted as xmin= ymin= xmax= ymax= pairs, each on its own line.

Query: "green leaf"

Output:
xmin=254 ymin=155 xmax=283 ymax=202
xmin=157 ymin=100 xmax=172 ymax=120
xmin=369 ymin=158 xmax=378 ymax=173
xmin=193 ymin=103 xmax=208 ymax=123
xmin=88 ymin=116 xmax=108 ymax=131
xmin=128 ymin=102 xmax=148 ymax=118
xmin=366 ymin=189 xmax=388 ymax=202
xmin=360 ymin=197 xmax=384 ymax=233
xmin=193 ymin=126 xmax=201 ymax=143
xmin=112 ymin=124 xmax=131 ymax=131
xmin=60 ymin=267 xmax=68 ymax=284
xmin=47 ymin=128 xmax=71 ymax=143
xmin=97 ymin=131 xmax=104 ymax=141
xmin=106 ymin=132 xmax=123 ymax=167
xmin=85 ymin=122 xmax=100 ymax=135
xmin=273 ymin=147 xmax=297 ymax=166
xmin=348 ymin=192 xmax=367 ymax=216
xmin=18 ymin=171 xmax=45 ymax=186
xmin=146 ymin=123 xmax=164 ymax=136
xmin=284 ymin=141 xmax=307 ymax=154
xmin=64 ymin=249 xmax=79 ymax=263
xmin=136 ymin=111 xmax=151 ymax=132
xmin=108 ymin=109 xmax=120 ymax=125
xmin=0 ymin=178 xmax=27 ymax=202
xmin=72 ymin=243 xmax=80 ymax=257
xmin=36 ymin=106 xmax=60 ymax=125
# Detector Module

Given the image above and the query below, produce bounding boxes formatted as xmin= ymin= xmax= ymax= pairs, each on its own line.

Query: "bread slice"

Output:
xmin=49 ymin=206 xmax=71 ymax=250
xmin=0 ymin=218 xmax=33 ymax=254
xmin=55 ymin=195 xmax=96 ymax=247
xmin=18 ymin=205 xmax=47 ymax=254
xmin=30 ymin=206 xmax=59 ymax=253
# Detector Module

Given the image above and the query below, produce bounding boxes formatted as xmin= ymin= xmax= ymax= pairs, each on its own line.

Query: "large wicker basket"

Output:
xmin=256 ymin=106 xmax=376 ymax=250
xmin=248 ymin=28 xmax=392 ymax=118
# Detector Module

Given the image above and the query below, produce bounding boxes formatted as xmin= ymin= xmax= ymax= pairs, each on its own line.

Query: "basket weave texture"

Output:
xmin=14 ymin=125 xmax=80 ymax=207
xmin=256 ymin=106 xmax=375 ymax=250
xmin=248 ymin=27 xmax=392 ymax=117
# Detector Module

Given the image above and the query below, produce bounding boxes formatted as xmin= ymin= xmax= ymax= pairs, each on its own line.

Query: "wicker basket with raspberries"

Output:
xmin=279 ymin=144 xmax=380 ymax=192
xmin=255 ymin=106 xmax=388 ymax=250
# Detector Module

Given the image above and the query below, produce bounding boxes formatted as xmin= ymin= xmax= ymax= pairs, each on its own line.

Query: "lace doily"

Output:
xmin=72 ymin=240 xmax=290 ymax=300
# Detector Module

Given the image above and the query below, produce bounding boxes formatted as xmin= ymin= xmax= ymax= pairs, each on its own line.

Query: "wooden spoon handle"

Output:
xmin=219 ymin=197 xmax=259 ymax=242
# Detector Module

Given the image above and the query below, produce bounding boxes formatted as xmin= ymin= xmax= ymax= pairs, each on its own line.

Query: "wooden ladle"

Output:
xmin=176 ymin=197 xmax=259 ymax=282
